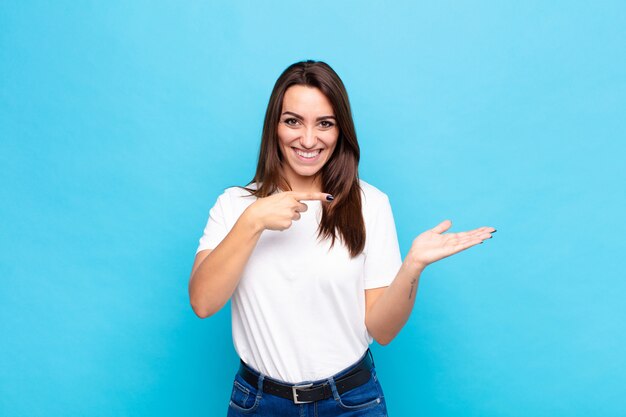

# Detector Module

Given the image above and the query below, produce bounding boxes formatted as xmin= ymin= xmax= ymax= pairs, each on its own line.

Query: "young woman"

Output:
xmin=189 ymin=60 xmax=496 ymax=416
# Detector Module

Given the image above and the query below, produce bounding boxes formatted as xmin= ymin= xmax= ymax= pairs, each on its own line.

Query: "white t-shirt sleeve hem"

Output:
xmin=195 ymin=189 xmax=231 ymax=254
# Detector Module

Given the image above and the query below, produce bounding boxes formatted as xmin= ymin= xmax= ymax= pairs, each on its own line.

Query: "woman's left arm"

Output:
xmin=365 ymin=219 xmax=496 ymax=345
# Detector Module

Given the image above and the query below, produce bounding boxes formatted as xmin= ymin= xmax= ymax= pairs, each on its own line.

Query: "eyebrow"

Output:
xmin=281 ymin=111 xmax=336 ymax=121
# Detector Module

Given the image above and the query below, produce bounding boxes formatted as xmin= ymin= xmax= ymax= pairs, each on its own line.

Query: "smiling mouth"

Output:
xmin=292 ymin=147 xmax=323 ymax=160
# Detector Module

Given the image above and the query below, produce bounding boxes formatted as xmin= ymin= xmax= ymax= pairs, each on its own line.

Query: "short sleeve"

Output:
xmin=363 ymin=194 xmax=403 ymax=289
xmin=196 ymin=190 xmax=230 ymax=254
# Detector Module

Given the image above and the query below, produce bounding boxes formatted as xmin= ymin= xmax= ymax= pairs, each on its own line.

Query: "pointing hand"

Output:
xmin=245 ymin=191 xmax=334 ymax=232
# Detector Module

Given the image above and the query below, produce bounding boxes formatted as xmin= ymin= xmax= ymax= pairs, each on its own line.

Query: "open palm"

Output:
xmin=408 ymin=220 xmax=496 ymax=270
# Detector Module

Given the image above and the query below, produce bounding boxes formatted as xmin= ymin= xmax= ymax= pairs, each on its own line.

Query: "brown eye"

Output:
xmin=284 ymin=118 xmax=299 ymax=126
xmin=320 ymin=120 xmax=335 ymax=128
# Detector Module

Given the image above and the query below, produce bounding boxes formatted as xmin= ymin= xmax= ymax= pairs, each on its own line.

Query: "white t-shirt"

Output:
xmin=195 ymin=179 xmax=402 ymax=383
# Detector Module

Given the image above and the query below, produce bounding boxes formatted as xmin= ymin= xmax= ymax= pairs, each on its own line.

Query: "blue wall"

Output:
xmin=1 ymin=1 xmax=624 ymax=416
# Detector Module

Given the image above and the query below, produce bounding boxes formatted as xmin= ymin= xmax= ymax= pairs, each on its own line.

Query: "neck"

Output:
xmin=281 ymin=170 xmax=322 ymax=193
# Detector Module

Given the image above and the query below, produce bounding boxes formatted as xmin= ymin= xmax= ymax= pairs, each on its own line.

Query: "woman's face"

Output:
xmin=277 ymin=85 xmax=339 ymax=187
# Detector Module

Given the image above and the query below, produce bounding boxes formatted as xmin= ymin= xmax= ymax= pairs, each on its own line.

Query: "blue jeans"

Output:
xmin=226 ymin=349 xmax=388 ymax=416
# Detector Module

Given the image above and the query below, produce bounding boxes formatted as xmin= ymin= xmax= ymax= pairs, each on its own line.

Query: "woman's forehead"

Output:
xmin=282 ymin=85 xmax=334 ymax=116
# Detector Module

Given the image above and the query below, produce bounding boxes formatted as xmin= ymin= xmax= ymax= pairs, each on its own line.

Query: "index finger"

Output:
xmin=288 ymin=191 xmax=334 ymax=202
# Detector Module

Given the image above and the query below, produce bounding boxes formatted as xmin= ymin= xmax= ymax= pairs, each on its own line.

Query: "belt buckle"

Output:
xmin=292 ymin=383 xmax=313 ymax=404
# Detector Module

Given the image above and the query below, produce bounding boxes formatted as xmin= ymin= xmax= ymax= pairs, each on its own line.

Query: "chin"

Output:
xmin=293 ymin=168 xmax=321 ymax=177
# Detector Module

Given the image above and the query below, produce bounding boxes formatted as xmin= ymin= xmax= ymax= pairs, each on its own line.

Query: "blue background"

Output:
xmin=1 ymin=1 xmax=624 ymax=416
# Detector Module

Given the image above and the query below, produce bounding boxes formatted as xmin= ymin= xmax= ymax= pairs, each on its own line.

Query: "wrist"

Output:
xmin=241 ymin=207 xmax=265 ymax=235
xmin=402 ymin=258 xmax=426 ymax=277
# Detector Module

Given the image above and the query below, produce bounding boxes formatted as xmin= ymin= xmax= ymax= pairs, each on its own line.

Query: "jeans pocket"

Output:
xmin=336 ymin=370 xmax=384 ymax=411
xmin=229 ymin=374 xmax=261 ymax=413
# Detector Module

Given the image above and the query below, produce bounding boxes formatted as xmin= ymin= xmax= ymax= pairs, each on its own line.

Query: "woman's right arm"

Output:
xmin=188 ymin=209 xmax=264 ymax=318
xmin=188 ymin=190 xmax=331 ymax=319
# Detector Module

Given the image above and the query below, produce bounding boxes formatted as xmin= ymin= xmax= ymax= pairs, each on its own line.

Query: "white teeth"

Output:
xmin=295 ymin=149 xmax=321 ymax=158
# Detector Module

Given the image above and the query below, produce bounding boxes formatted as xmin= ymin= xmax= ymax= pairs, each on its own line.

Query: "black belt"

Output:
xmin=237 ymin=350 xmax=374 ymax=404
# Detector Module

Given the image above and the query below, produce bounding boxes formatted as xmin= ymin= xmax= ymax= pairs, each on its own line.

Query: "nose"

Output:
xmin=299 ymin=127 xmax=318 ymax=149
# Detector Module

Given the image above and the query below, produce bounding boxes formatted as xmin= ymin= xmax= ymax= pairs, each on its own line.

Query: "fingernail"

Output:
xmin=492 ymin=229 xmax=497 ymax=233
xmin=326 ymin=195 xmax=334 ymax=201
xmin=480 ymin=241 xmax=484 ymax=244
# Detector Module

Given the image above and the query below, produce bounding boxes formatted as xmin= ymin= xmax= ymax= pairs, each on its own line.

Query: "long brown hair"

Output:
xmin=241 ymin=60 xmax=365 ymax=258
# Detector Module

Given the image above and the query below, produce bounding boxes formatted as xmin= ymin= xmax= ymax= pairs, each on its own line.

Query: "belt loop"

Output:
xmin=258 ymin=373 xmax=265 ymax=393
